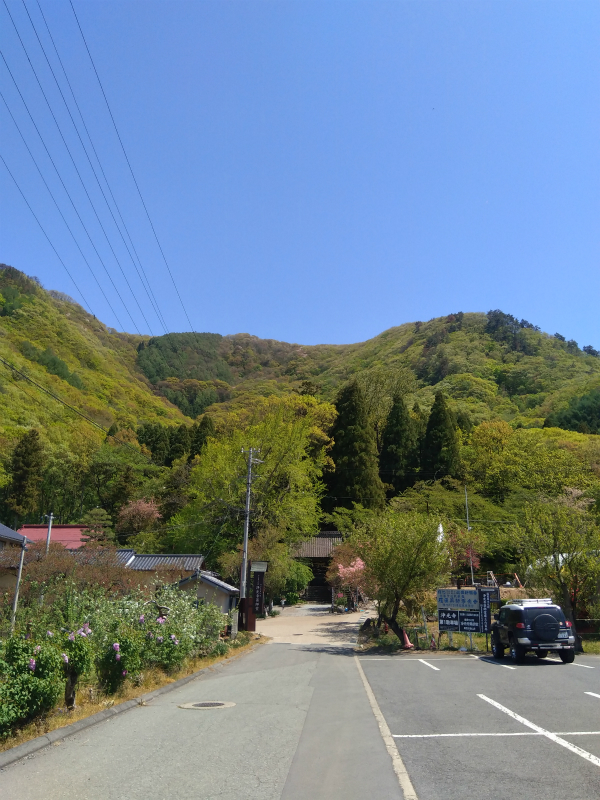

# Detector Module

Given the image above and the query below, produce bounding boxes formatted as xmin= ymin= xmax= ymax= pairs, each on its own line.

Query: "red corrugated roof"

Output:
xmin=18 ymin=525 xmax=89 ymax=549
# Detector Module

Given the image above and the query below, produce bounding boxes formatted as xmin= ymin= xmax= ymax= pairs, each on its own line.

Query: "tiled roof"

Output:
xmin=124 ymin=554 xmax=204 ymax=572
xmin=294 ymin=534 xmax=342 ymax=559
xmin=116 ymin=549 xmax=136 ymax=566
xmin=198 ymin=572 xmax=239 ymax=595
xmin=0 ymin=522 xmax=28 ymax=546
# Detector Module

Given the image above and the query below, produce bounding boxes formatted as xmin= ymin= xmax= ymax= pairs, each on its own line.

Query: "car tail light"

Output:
xmin=565 ymin=621 xmax=572 ymax=628
xmin=515 ymin=622 xmax=525 ymax=629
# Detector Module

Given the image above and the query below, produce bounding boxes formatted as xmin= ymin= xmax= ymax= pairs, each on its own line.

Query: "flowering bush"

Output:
xmin=0 ymin=638 xmax=63 ymax=736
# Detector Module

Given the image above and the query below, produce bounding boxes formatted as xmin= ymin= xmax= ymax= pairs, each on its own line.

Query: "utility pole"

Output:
xmin=45 ymin=512 xmax=54 ymax=555
xmin=464 ymin=485 xmax=475 ymax=585
xmin=10 ymin=540 xmax=26 ymax=634
xmin=239 ymin=448 xmax=262 ymax=627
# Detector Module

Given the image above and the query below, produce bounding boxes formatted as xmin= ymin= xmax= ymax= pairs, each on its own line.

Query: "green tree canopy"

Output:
xmin=421 ymin=392 xmax=460 ymax=480
xmin=326 ymin=381 xmax=385 ymax=511
xmin=379 ymin=394 xmax=417 ymax=495
xmin=6 ymin=428 xmax=45 ymax=522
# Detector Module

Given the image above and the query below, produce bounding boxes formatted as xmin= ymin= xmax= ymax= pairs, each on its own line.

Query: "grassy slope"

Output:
xmin=0 ymin=269 xmax=185 ymax=458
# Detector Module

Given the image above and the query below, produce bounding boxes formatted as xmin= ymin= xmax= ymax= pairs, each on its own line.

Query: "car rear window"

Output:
xmin=524 ymin=608 xmax=565 ymax=623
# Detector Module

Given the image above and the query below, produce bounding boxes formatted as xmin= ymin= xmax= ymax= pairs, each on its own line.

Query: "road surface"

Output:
xmin=1 ymin=607 xmax=599 ymax=799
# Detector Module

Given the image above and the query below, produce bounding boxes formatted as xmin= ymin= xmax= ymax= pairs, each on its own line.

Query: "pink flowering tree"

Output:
xmin=116 ymin=498 xmax=161 ymax=543
xmin=337 ymin=558 xmax=366 ymax=591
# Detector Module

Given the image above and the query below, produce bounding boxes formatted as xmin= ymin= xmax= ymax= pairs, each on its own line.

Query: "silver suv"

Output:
xmin=491 ymin=599 xmax=576 ymax=664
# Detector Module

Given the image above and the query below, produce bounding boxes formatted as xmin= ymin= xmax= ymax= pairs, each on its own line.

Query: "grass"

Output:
xmin=0 ymin=633 xmax=264 ymax=754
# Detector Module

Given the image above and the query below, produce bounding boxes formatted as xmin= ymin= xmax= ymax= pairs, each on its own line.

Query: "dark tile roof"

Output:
xmin=198 ymin=572 xmax=239 ymax=595
xmin=0 ymin=522 xmax=28 ymax=546
xmin=116 ymin=549 xmax=136 ymax=566
xmin=123 ymin=553 xmax=205 ymax=572
xmin=294 ymin=534 xmax=342 ymax=559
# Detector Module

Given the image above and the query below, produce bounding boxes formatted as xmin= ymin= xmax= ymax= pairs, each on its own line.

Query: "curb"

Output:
xmin=0 ymin=639 xmax=262 ymax=771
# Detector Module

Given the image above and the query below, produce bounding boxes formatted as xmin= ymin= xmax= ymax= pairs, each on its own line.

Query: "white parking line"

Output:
xmin=393 ymin=731 xmax=600 ymax=738
xmin=354 ymin=656 xmax=419 ymax=799
xmin=573 ymin=663 xmax=595 ymax=669
xmin=585 ymin=692 xmax=600 ymax=700
xmin=478 ymin=694 xmax=600 ymax=768
xmin=418 ymin=659 xmax=440 ymax=671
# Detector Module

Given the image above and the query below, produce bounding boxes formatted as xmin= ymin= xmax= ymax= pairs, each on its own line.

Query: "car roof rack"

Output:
xmin=510 ymin=598 xmax=554 ymax=606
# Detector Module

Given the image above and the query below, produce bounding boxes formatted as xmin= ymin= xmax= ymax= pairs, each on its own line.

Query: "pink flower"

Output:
xmin=77 ymin=629 xmax=87 ymax=637
xmin=156 ymin=616 xmax=166 ymax=624
xmin=122 ymin=670 xmax=128 ymax=676
xmin=62 ymin=653 xmax=69 ymax=663
xmin=156 ymin=636 xmax=163 ymax=643
xmin=115 ymin=653 xmax=121 ymax=661
xmin=139 ymin=615 xmax=145 ymax=624
xmin=147 ymin=631 xmax=154 ymax=639
xmin=112 ymin=643 xmax=120 ymax=651
xmin=46 ymin=631 xmax=53 ymax=637
xmin=68 ymin=632 xmax=75 ymax=641
xmin=33 ymin=645 xmax=41 ymax=654
xmin=28 ymin=658 xmax=36 ymax=671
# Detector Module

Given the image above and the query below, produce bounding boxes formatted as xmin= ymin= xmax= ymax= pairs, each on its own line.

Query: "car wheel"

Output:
xmin=536 ymin=650 xmax=549 ymax=659
xmin=491 ymin=636 xmax=504 ymax=659
xmin=509 ymin=640 xmax=525 ymax=664
xmin=559 ymin=650 xmax=575 ymax=664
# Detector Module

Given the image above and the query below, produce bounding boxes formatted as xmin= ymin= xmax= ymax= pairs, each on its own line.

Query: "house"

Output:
xmin=0 ymin=522 xmax=28 ymax=591
xmin=179 ymin=571 xmax=239 ymax=614
xmin=18 ymin=524 xmax=89 ymax=549
xmin=116 ymin=551 xmax=205 ymax=574
xmin=293 ymin=531 xmax=342 ymax=601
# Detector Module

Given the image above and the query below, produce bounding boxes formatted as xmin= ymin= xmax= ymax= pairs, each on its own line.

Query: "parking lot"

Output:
xmin=360 ymin=651 xmax=600 ymax=800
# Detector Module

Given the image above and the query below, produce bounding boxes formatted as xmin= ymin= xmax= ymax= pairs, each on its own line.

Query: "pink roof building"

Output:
xmin=18 ymin=524 xmax=89 ymax=550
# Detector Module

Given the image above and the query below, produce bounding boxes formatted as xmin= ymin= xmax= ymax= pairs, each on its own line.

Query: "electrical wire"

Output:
xmin=2 ymin=2 xmax=144 ymax=333
xmin=18 ymin=0 xmax=164 ymax=337
xmin=0 ymin=353 xmax=152 ymax=460
xmin=1 ymin=93 xmax=124 ymax=326
xmin=0 ymin=50 xmax=132 ymax=329
xmin=33 ymin=0 xmax=170 ymax=336
xmin=0 ymin=153 xmax=92 ymax=312
xmin=69 ymin=0 xmax=198 ymax=337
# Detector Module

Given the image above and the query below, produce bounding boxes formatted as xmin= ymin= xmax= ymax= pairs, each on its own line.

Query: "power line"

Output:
xmin=0 ymin=49 xmax=131 ymax=329
xmin=69 ymin=0 xmax=198 ymax=336
xmin=1 ymin=4 xmax=143 ymax=333
xmin=0 ymin=153 xmax=92 ymax=311
xmin=33 ymin=0 xmax=170 ymax=336
xmin=18 ymin=0 xmax=164 ymax=337
xmin=1 ymin=93 xmax=124 ymax=325
xmin=0 ymin=353 xmax=152 ymax=460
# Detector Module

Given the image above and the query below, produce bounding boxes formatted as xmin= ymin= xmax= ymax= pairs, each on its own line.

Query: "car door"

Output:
xmin=497 ymin=607 xmax=510 ymax=645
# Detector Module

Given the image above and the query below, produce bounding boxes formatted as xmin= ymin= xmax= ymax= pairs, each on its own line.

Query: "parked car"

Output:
xmin=491 ymin=598 xmax=575 ymax=664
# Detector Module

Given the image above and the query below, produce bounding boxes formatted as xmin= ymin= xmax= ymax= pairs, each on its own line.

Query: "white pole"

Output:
xmin=45 ymin=512 xmax=54 ymax=555
xmin=10 ymin=542 xmax=26 ymax=634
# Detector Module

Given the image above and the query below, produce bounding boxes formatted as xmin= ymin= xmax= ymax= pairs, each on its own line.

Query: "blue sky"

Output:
xmin=1 ymin=1 xmax=598 ymax=347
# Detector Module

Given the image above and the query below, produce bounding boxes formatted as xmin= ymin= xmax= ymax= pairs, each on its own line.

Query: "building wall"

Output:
xmin=197 ymin=583 xmax=234 ymax=614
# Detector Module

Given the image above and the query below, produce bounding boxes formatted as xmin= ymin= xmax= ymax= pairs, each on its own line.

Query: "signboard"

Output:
xmin=436 ymin=588 xmax=479 ymax=611
xmin=437 ymin=587 xmax=499 ymax=634
xmin=253 ymin=570 xmax=265 ymax=616
xmin=477 ymin=586 xmax=500 ymax=634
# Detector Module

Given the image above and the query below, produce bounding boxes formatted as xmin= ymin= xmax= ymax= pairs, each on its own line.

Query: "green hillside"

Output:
xmin=0 ymin=265 xmax=186 ymax=459
xmin=136 ymin=311 xmax=600 ymax=431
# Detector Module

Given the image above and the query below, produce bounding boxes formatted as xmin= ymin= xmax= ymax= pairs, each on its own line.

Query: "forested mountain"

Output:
xmin=2 ymin=264 xmax=600 ymax=456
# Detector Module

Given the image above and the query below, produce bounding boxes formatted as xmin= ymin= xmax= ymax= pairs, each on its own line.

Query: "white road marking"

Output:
xmin=573 ymin=663 xmax=595 ymax=669
xmin=359 ymin=657 xmax=475 ymax=662
xmin=418 ymin=659 xmax=440 ymax=671
xmin=478 ymin=694 xmax=600 ymax=768
xmin=585 ymin=692 xmax=600 ymax=700
xmin=354 ymin=656 xmax=418 ymax=800
xmin=393 ymin=731 xmax=600 ymax=738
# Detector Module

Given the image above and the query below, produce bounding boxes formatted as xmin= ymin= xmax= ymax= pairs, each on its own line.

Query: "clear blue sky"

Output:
xmin=1 ymin=1 xmax=598 ymax=347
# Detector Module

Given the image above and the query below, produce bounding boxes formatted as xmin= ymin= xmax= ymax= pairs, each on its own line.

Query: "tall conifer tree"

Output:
xmin=326 ymin=381 xmax=385 ymax=511
xmin=189 ymin=415 xmax=215 ymax=461
xmin=379 ymin=395 xmax=417 ymax=495
xmin=421 ymin=392 xmax=460 ymax=479
xmin=6 ymin=428 xmax=45 ymax=521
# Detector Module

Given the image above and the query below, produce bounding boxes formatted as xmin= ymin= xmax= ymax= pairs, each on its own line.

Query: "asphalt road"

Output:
xmin=1 ymin=642 xmax=599 ymax=799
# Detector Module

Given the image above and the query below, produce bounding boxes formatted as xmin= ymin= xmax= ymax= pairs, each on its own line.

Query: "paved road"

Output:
xmin=1 ymin=622 xmax=599 ymax=799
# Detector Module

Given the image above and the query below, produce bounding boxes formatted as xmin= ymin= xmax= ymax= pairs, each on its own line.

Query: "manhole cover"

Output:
xmin=178 ymin=701 xmax=236 ymax=710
